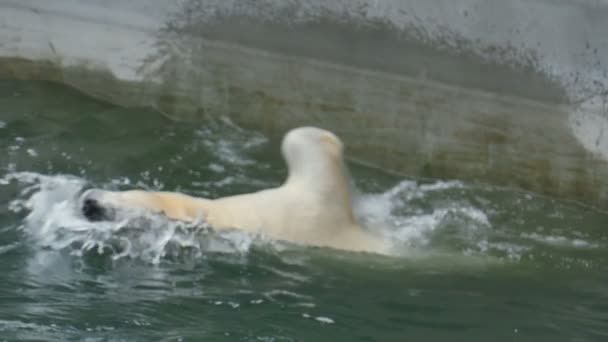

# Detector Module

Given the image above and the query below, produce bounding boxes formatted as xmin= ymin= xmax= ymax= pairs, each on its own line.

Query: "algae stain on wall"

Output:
xmin=129 ymin=0 xmax=608 ymax=206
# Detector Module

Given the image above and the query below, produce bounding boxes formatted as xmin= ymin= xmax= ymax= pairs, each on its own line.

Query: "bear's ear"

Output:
xmin=320 ymin=131 xmax=344 ymax=156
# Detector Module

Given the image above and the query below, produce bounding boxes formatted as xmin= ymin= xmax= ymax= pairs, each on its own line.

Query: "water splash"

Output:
xmin=2 ymin=167 xmax=605 ymax=269
xmin=355 ymin=179 xmax=490 ymax=252
xmin=3 ymin=172 xmax=273 ymax=265
xmin=4 ymin=170 xmax=488 ymax=266
xmin=354 ymin=178 xmax=606 ymax=268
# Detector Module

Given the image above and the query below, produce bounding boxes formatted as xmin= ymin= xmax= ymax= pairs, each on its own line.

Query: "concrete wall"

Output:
xmin=1 ymin=0 xmax=608 ymax=206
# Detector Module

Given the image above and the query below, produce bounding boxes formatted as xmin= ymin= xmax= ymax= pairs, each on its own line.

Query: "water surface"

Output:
xmin=1 ymin=80 xmax=608 ymax=341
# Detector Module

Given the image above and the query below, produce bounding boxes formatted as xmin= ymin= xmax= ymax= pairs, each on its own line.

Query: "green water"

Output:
xmin=1 ymin=80 xmax=608 ymax=341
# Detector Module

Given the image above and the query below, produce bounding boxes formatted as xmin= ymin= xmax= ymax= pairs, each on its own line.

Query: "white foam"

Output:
xmin=0 ymin=242 xmax=20 ymax=255
xmin=355 ymin=180 xmax=490 ymax=251
xmin=0 ymin=319 xmax=55 ymax=333
xmin=2 ymin=169 xmax=559 ymax=267
xmin=2 ymin=172 xmax=273 ymax=265
xmin=314 ymin=316 xmax=335 ymax=324
xmin=521 ymin=233 xmax=597 ymax=249
xmin=474 ymin=240 xmax=530 ymax=261
xmin=263 ymin=289 xmax=312 ymax=302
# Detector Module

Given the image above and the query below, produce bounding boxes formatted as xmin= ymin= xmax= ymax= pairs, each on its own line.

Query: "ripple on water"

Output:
xmin=4 ymin=80 xmax=608 ymax=341
xmin=2 ymin=167 xmax=607 ymax=273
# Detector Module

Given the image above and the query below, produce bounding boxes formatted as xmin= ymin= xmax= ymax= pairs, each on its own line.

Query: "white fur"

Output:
xmin=82 ymin=127 xmax=388 ymax=254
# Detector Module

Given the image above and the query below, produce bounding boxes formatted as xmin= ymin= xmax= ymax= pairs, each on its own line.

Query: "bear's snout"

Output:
xmin=80 ymin=189 xmax=115 ymax=221
xmin=82 ymin=198 xmax=107 ymax=221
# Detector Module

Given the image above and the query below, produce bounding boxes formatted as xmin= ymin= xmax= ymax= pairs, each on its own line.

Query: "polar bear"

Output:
xmin=80 ymin=126 xmax=388 ymax=254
